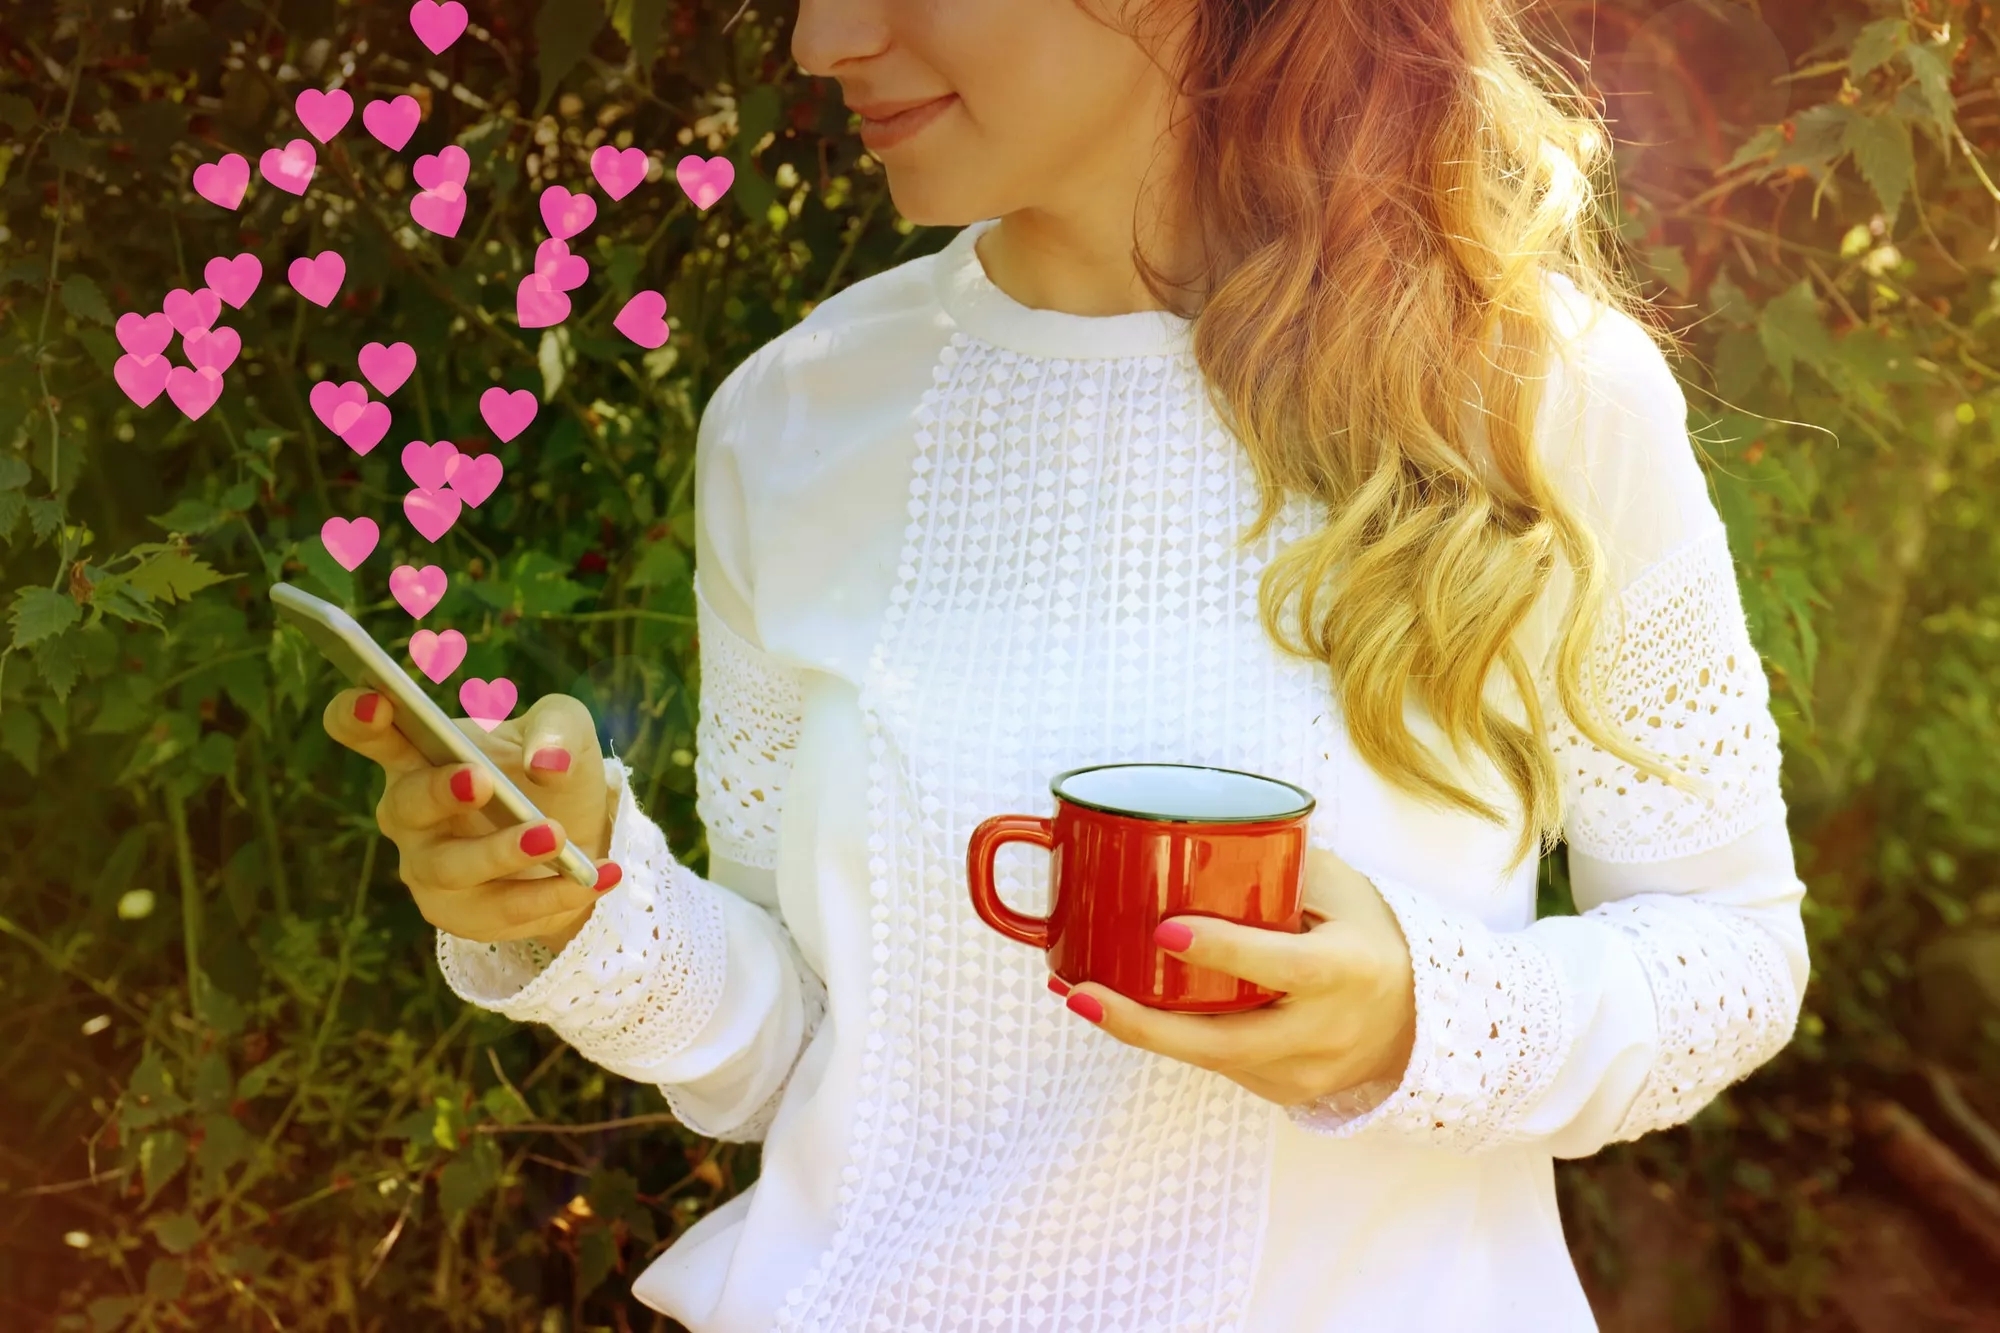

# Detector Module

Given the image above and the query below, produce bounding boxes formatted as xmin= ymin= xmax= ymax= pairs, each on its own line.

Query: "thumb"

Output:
xmin=515 ymin=693 xmax=611 ymax=844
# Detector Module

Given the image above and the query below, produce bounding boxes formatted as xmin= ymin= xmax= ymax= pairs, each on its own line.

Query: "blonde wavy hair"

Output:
xmin=1106 ymin=0 xmax=1714 ymax=873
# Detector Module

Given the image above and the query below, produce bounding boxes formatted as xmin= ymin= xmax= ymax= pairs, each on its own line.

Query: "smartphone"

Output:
xmin=270 ymin=582 xmax=600 ymax=889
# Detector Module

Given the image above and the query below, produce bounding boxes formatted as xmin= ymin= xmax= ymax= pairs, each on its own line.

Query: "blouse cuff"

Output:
xmin=1286 ymin=875 xmax=1571 ymax=1153
xmin=435 ymin=759 xmax=729 ymax=1077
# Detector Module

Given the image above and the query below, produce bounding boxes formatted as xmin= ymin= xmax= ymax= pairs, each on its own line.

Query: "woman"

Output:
xmin=323 ymin=0 xmax=1810 ymax=1327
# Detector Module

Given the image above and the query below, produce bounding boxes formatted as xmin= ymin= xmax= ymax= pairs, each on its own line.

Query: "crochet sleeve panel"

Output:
xmin=1286 ymin=299 xmax=1809 ymax=1155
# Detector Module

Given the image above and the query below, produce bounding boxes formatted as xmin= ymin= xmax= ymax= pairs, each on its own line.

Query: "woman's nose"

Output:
xmin=792 ymin=0 xmax=894 ymax=80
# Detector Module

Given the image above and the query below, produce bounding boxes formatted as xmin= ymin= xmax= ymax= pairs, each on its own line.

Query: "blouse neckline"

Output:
xmin=932 ymin=217 xmax=1194 ymax=361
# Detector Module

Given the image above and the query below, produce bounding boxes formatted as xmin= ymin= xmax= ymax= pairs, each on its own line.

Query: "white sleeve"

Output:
xmin=1287 ymin=286 xmax=1808 ymax=1155
xmin=433 ymin=354 xmax=827 ymax=1144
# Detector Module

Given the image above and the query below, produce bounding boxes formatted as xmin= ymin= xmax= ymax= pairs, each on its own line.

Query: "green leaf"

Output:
xmin=10 ymin=586 xmax=80 ymax=649
xmin=577 ymin=1226 xmax=619 ymax=1297
xmin=26 ymin=498 xmax=63 ymax=543
xmin=127 ymin=549 xmax=232 ymax=605
xmin=31 ymin=626 xmax=83 ymax=701
xmin=148 ymin=1212 xmax=202 ymax=1255
xmin=1644 ymin=245 xmax=1689 ymax=295
xmin=296 ymin=537 xmax=355 ymax=605
xmin=0 ymin=455 xmax=29 ymax=490
xmin=0 ymin=488 xmax=22 ymax=545
xmin=628 ymin=0 xmax=668 ymax=67
xmin=437 ymin=1136 xmax=502 ymax=1224
xmin=1713 ymin=326 xmax=1769 ymax=404
xmin=1843 ymin=108 xmax=1913 ymax=225
xmin=86 ymin=1296 xmax=140 ymax=1333
xmin=1720 ymin=124 xmax=1784 ymax=175
xmin=195 ymin=1112 xmax=254 ymax=1182
xmin=1900 ymin=44 xmax=1959 ymax=143
xmin=140 ymin=1129 xmax=189 ymax=1204
xmin=625 ymin=538 xmax=688 ymax=589
xmin=534 ymin=0 xmax=607 ymax=114
xmin=737 ymin=85 xmax=782 ymax=156
xmin=145 ymin=1257 xmax=187 ymax=1301
xmin=1848 ymin=18 xmax=1907 ymax=82
xmin=150 ymin=498 xmax=226 ymax=535
xmin=538 ymin=325 xmax=572 ymax=401
xmin=0 ymin=92 xmax=36 ymax=133
xmin=0 ymin=702 xmax=38 ymax=775
xmin=1772 ymin=104 xmax=1848 ymax=171
xmin=1757 ymin=281 xmax=1835 ymax=394
xmin=60 ymin=272 xmax=114 ymax=326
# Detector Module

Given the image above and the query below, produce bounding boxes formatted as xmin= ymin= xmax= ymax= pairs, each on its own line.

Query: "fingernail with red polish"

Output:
xmin=530 ymin=747 xmax=571 ymax=773
xmin=1047 ymin=975 xmax=1071 ymax=997
xmin=594 ymin=862 xmax=623 ymax=892
xmin=1154 ymin=921 xmax=1193 ymax=952
xmin=450 ymin=769 xmax=476 ymax=802
xmin=519 ymin=825 xmax=557 ymax=857
xmin=1067 ymin=992 xmax=1104 ymax=1024
xmin=354 ymin=692 xmax=379 ymax=723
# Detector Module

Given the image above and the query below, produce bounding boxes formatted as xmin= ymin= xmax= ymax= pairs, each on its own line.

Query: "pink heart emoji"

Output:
xmin=539 ymin=185 xmax=597 ymax=240
xmin=288 ymin=250 xmax=346 ymax=307
xmin=339 ymin=402 xmax=392 ymax=456
xmin=163 ymin=287 xmax=221 ymax=337
xmin=459 ymin=677 xmax=518 ymax=731
xmin=591 ymin=145 xmax=650 ymax=200
xmin=410 ymin=628 xmax=468 ymax=682
xmin=192 ymin=153 xmax=249 ymax=209
xmin=320 ymin=516 xmax=380 ymax=572
xmin=408 ymin=183 xmax=467 ymax=238
xmin=533 ymin=238 xmax=589 ymax=291
xmin=166 ymin=365 xmax=224 ymax=420
xmin=359 ymin=341 xmax=417 ymax=396
xmin=309 ymin=380 xmax=369 ymax=432
xmin=412 ymin=144 xmax=470 ymax=191
xmin=613 ymin=291 xmax=670 ymax=349
xmin=389 ymin=564 xmax=448 ymax=619
xmin=479 ymin=388 xmax=537 ymax=443
xmin=362 ymin=95 xmax=423 ymax=151
xmin=401 ymin=440 xmax=461 ymax=489
xmin=676 ymin=155 xmax=735 ymax=211
xmin=184 ymin=326 xmax=241 ymax=374
xmin=404 ymin=485 xmax=463 ymax=542
xmin=114 ymin=354 xmax=171 ymax=408
xmin=295 ymin=88 xmax=353 ymax=143
xmin=409 ymin=0 xmax=469 ymax=55
xmin=516 ymin=273 xmax=571 ymax=329
xmin=447 ymin=452 xmax=503 ymax=508
xmin=115 ymin=311 xmax=173 ymax=359
xmin=259 ymin=138 xmax=318 ymax=195
xmin=203 ymin=253 xmax=263 ymax=308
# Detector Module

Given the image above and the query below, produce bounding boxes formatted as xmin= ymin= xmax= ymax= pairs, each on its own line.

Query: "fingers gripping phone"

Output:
xmin=270 ymin=582 xmax=601 ymax=889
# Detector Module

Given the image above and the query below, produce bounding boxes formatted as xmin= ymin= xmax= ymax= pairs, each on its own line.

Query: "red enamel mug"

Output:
xmin=966 ymin=762 xmax=1316 ymax=1013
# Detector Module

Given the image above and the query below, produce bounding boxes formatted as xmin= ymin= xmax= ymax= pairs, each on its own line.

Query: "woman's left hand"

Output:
xmin=1054 ymin=848 xmax=1417 ymax=1109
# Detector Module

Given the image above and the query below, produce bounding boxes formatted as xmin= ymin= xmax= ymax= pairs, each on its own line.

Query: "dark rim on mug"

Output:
xmin=1048 ymin=761 xmax=1315 ymax=825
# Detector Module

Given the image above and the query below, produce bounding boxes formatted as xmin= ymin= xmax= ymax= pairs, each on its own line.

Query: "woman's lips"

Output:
xmin=856 ymin=94 xmax=957 ymax=151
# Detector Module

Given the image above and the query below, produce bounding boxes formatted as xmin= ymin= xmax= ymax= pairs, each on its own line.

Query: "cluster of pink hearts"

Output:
xmin=120 ymin=0 xmax=729 ymax=728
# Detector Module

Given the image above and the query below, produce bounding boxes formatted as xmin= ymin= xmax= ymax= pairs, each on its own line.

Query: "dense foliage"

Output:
xmin=0 ymin=0 xmax=1994 ymax=1330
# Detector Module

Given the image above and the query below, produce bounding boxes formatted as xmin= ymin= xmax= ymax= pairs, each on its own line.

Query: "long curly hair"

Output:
xmin=1105 ymin=0 xmax=1712 ymax=873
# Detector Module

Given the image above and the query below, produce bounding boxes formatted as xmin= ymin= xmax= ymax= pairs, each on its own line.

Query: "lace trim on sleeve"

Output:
xmin=1285 ymin=875 xmax=1571 ymax=1152
xmin=1591 ymin=893 xmax=1799 ymax=1139
xmin=693 ymin=580 xmax=806 ymax=872
xmin=433 ymin=760 xmax=729 ymax=1085
xmin=1544 ymin=523 xmax=1788 ymax=864
xmin=664 ymin=919 xmax=830 ymax=1144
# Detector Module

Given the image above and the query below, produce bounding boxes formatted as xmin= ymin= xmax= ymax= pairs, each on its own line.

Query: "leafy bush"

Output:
xmin=1 ymin=0 xmax=1994 ymax=1330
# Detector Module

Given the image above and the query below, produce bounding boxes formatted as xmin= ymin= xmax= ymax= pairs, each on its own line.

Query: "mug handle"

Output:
xmin=965 ymin=814 xmax=1054 ymax=950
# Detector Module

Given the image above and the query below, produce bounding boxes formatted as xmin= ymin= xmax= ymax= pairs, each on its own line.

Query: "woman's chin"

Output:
xmin=880 ymin=171 xmax=1006 ymax=231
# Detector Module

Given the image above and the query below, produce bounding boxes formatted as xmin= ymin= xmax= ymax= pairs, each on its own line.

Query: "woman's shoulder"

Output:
xmin=714 ymin=235 xmax=956 ymax=403
xmin=702 ymin=232 xmax=963 ymax=465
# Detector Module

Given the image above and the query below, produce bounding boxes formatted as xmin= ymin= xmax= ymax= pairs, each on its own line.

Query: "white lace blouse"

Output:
xmin=436 ymin=217 xmax=1808 ymax=1332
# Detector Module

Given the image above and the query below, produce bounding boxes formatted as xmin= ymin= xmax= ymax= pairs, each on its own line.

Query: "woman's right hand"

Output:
xmin=322 ymin=688 xmax=621 ymax=953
